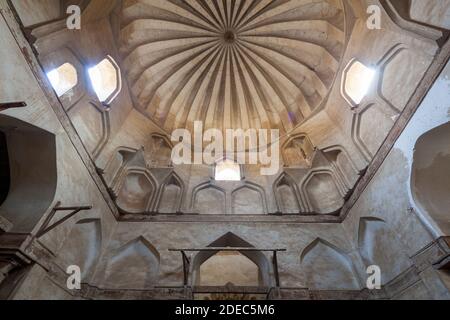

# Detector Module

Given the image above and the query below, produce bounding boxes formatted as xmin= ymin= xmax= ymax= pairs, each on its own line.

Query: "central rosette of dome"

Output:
xmin=223 ymin=30 xmax=236 ymax=44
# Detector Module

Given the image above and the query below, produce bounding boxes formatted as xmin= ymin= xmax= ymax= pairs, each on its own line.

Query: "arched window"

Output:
xmin=88 ymin=56 xmax=121 ymax=103
xmin=214 ymin=159 xmax=241 ymax=181
xmin=342 ymin=60 xmax=377 ymax=106
xmin=46 ymin=62 xmax=78 ymax=97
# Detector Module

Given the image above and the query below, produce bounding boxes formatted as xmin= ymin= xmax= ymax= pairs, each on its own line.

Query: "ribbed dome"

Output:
xmin=120 ymin=0 xmax=345 ymax=134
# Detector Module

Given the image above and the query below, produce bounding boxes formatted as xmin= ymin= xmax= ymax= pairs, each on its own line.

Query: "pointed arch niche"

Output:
xmin=191 ymin=232 xmax=272 ymax=288
xmin=274 ymin=173 xmax=301 ymax=214
xmin=103 ymin=237 xmax=160 ymax=289
xmin=282 ymin=134 xmax=315 ymax=168
xmin=156 ymin=172 xmax=184 ymax=214
xmin=323 ymin=146 xmax=360 ymax=195
xmin=115 ymin=169 xmax=157 ymax=214
xmin=232 ymin=183 xmax=267 ymax=215
xmin=301 ymin=238 xmax=360 ymax=290
xmin=193 ymin=183 xmax=226 ymax=215
xmin=302 ymin=170 xmax=344 ymax=214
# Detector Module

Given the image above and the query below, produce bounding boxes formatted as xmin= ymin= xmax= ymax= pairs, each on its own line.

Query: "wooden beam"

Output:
xmin=341 ymin=39 xmax=450 ymax=222
xmin=0 ymin=0 xmax=119 ymax=217
xmin=0 ymin=102 xmax=26 ymax=111
xmin=169 ymin=247 xmax=287 ymax=252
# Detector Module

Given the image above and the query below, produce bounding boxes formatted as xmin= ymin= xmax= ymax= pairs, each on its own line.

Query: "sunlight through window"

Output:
xmin=343 ymin=60 xmax=377 ymax=105
xmin=88 ymin=56 xmax=121 ymax=103
xmin=46 ymin=63 xmax=77 ymax=97
xmin=215 ymin=159 xmax=241 ymax=181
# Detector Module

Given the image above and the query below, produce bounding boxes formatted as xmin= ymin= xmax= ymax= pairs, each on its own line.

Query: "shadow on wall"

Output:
xmin=411 ymin=122 xmax=450 ymax=235
xmin=301 ymin=238 xmax=361 ymax=290
xmin=57 ymin=218 xmax=102 ymax=283
xmin=0 ymin=115 xmax=57 ymax=233
xmin=358 ymin=217 xmax=411 ymax=284
xmin=102 ymin=236 xmax=160 ymax=289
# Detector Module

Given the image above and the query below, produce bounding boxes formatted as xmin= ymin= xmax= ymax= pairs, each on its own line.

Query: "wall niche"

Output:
xmin=193 ymin=184 xmax=226 ymax=215
xmin=103 ymin=237 xmax=160 ymax=289
xmin=232 ymin=185 xmax=266 ymax=215
xmin=191 ymin=232 xmax=272 ymax=287
xmin=145 ymin=134 xmax=172 ymax=167
xmin=116 ymin=170 xmax=156 ymax=214
xmin=301 ymin=238 xmax=360 ymax=290
xmin=282 ymin=135 xmax=315 ymax=168
xmin=411 ymin=122 xmax=450 ymax=235
xmin=302 ymin=171 xmax=344 ymax=214
xmin=274 ymin=173 xmax=301 ymax=214
xmin=156 ymin=172 xmax=184 ymax=214
xmin=0 ymin=115 xmax=57 ymax=233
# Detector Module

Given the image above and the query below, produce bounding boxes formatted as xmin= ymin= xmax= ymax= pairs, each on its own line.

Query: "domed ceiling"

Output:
xmin=120 ymin=0 xmax=346 ymax=135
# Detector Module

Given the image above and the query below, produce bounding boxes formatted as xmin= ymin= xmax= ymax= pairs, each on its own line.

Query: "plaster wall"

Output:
xmin=342 ymin=59 xmax=450 ymax=296
xmin=0 ymin=3 xmax=118 ymax=298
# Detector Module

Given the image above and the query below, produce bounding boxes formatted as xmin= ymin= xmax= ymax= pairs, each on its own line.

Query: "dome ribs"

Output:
xmin=119 ymin=0 xmax=345 ymax=134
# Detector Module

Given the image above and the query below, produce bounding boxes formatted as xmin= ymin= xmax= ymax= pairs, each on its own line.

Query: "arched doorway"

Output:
xmin=0 ymin=115 xmax=57 ymax=232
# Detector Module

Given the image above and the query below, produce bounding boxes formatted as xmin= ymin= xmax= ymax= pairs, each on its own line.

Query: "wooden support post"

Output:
xmin=36 ymin=202 xmax=93 ymax=237
xmin=170 ymin=247 xmax=286 ymax=292
xmin=273 ymin=250 xmax=280 ymax=288
xmin=181 ymin=251 xmax=190 ymax=287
